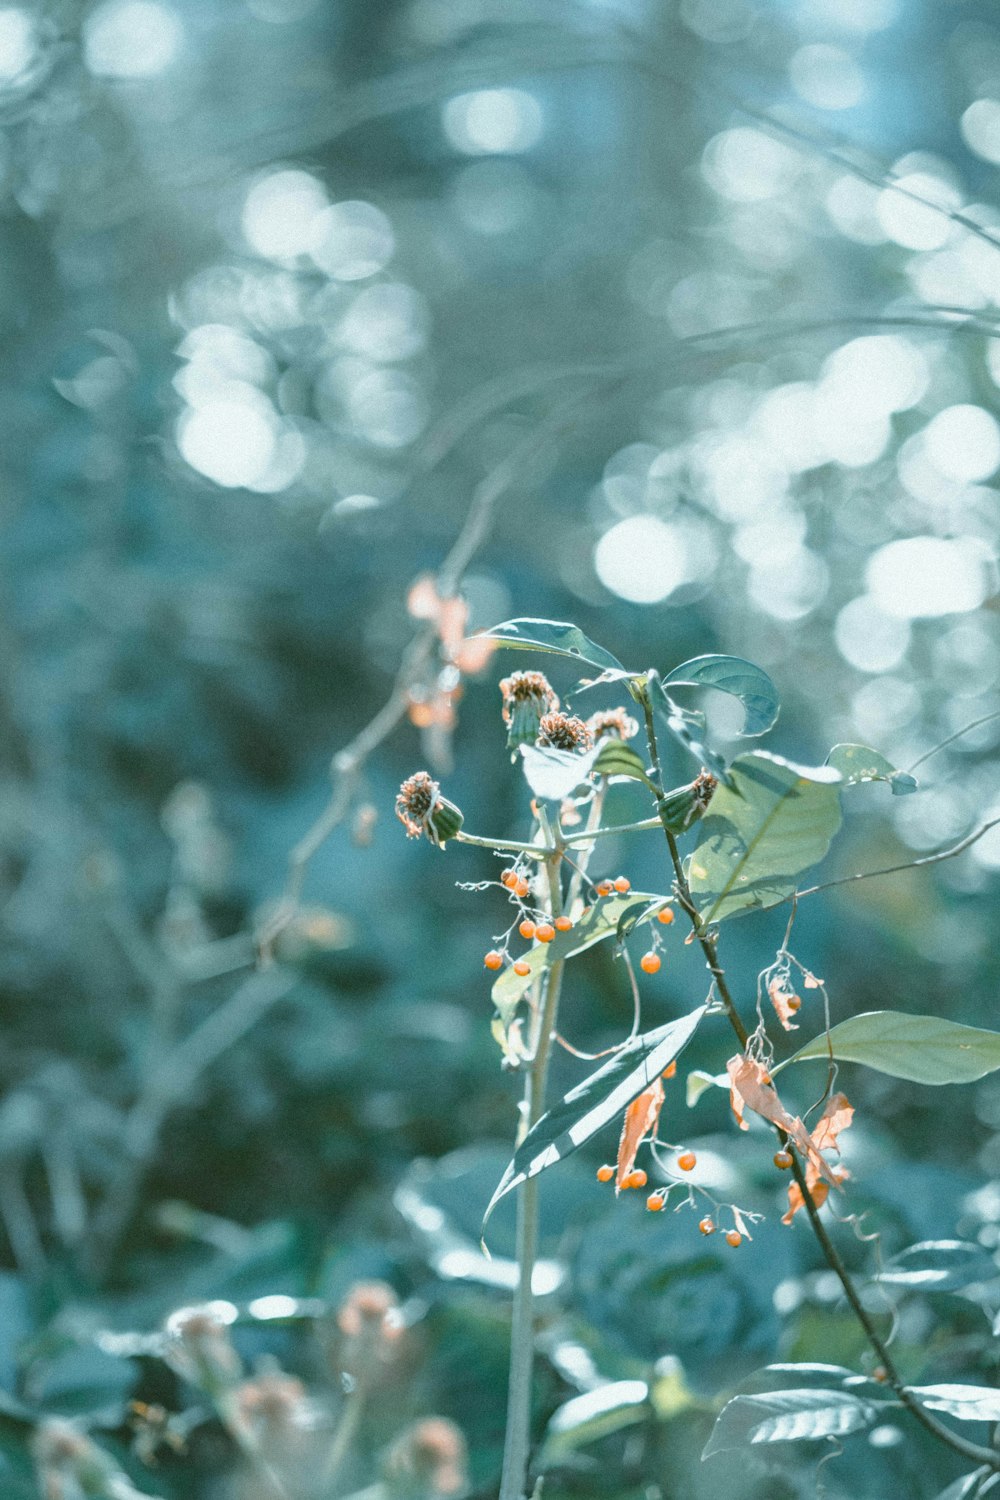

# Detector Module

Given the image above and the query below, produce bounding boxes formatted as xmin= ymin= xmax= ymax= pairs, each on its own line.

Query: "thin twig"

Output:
xmin=794 ymin=818 xmax=1000 ymax=901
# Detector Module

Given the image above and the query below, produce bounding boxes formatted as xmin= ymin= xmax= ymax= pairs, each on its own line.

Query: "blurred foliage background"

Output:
xmin=4 ymin=0 xmax=1000 ymax=1496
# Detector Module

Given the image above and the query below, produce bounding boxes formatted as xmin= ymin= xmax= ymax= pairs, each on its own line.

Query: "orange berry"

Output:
xmin=596 ymin=1164 xmax=615 ymax=1183
xmin=662 ymin=1061 xmax=677 ymax=1079
xmin=640 ymin=952 xmax=661 ymax=975
xmin=484 ymin=950 xmax=503 ymax=971
xmin=519 ymin=919 xmax=536 ymax=940
xmin=554 ymin=915 xmax=572 ymax=932
xmin=872 ymin=1366 xmax=888 ymax=1384
xmin=623 ymin=1169 xmax=647 ymax=1190
xmin=513 ymin=960 xmax=531 ymax=977
xmin=500 ymin=870 xmax=517 ymax=889
xmin=646 ymin=1192 xmax=665 ymax=1212
xmin=773 ymin=1150 xmax=793 ymax=1170
xmin=596 ymin=880 xmax=613 ymax=897
xmin=657 ymin=907 xmax=675 ymax=926
xmin=536 ymin=922 xmax=555 ymax=943
xmin=614 ymin=876 xmax=631 ymax=893
xmin=725 ymin=1230 xmax=742 ymax=1248
xmin=677 ymin=1151 xmax=696 ymax=1172
xmin=786 ymin=995 xmax=802 ymax=1012
xmin=515 ymin=878 xmax=530 ymax=898
xmin=698 ymin=1216 xmax=715 ymax=1236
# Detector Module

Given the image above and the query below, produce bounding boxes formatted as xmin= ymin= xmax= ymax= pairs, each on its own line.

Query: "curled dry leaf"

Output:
xmin=407 ymin=573 xmax=495 ymax=670
xmin=782 ymin=1092 xmax=854 ymax=1225
xmin=768 ymin=976 xmax=802 ymax=1031
xmin=616 ymin=1077 xmax=665 ymax=1190
xmin=726 ymin=1056 xmax=846 ymax=1196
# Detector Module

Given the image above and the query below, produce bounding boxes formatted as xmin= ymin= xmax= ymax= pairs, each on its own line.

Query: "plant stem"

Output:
xmin=638 ymin=692 xmax=1000 ymax=1472
xmin=499 ymin=851 xmax=565 ymax=1500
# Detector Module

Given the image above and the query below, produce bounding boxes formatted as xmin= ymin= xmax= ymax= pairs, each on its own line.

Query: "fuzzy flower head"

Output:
xmin=586 ymin=707 xmax=639 ymax=743
xmin=385 ymin=1417 xmax=469 ymax=1498
xmin=537 ymin=712 xmax=593 ymax=753
xmin=499 ymin=670 xmax=558 ymax=749
xmin=395 ymin=772 xmax=463 ymax=846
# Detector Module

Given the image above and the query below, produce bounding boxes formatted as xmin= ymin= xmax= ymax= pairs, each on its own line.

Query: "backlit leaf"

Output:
xmin=520 ymin=742 xmax=601 ymax=801
xmin=665 ymin=655 xmax=779 ymax=737
xmin=592 ymin=739 xmax=657 ymax=790
xmin=688 ymin=752 xmax=842 ymax=928
xmin=784 ymin=1011 xmax=1000 ymax=1085
xmin=483 ymin=618 xmax=625 ymax=674
xmin=909 ymin=1385 xmax=1000 ymax=1423
xmin=878 ymin=1241 xmax=999 ymax=1292
xmin=826 ymin=743 xmax=918 ymax=796
xmin=483 ymin=1007 xmax=705 ymax=1233
xmin=703 ymin=1388 xmax=881 ymax=1457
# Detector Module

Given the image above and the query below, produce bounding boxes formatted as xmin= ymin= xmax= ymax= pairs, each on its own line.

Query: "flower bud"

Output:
xmin=395 ymin=773 xmax=463 ymax=847
xmin=162 ymin=1303 xmax=242 ymax=1397
xmin=499 ymin=671 xmax=558 ymax=750
xmin=384 ymin=1416 xmax=469 ymax=1498
xmin=658 ymin=770 xmax=718 ymax=834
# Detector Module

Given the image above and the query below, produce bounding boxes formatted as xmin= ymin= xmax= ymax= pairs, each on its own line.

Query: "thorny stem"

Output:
xmin=499 ymin=850 xmax=566 ymax=1500
xmin=639 ymin=692 xmax=1000 ymax=1473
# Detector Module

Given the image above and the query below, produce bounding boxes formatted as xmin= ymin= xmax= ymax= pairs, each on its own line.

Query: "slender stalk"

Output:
xmin=322 ymin=1377 xmax=368 ymax=1490
xmin=638 ymin=693 xmax=1000 ymax=1472
xmin=499 ymin=851 xmax=566 ymax=1500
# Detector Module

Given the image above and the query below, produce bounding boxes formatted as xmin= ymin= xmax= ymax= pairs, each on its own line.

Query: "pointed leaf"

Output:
xmin=540 ymin=1381 xmax=650 ymax=1466
xmin=784 ymin=1011 xmax=1000 ymax=1086
xmin=703 ymin=1389 xmax=881 ymax=1458
xmin=826 ymin=743 xmax=918 ymax=796
xmin=688 ymin=752 xmax=842 ymax=928
xmin=686 ymin=1069 xmax=729 ymax=1107
xmin=491 ymin=891 xmax=662 ymax=1027
xmin=665 ymin=655 xmax=779 ymax=737
xmin=910 ymin=1386 xmax=1000 ymax=1423
xmin=483 ymin=1007 xmax=705 ymax=1232
xmin=483 ymin=618 xmax=625 ymax=674
xmin=592 ymin=740 xmax=657 ymax=791
xmin=520 ymin=742 xmax=602 ymax=801
xmin=648 ymin=671 xmax=730 ymax=780
xmin=878 ymin=1241 xmax=999 ymax=1292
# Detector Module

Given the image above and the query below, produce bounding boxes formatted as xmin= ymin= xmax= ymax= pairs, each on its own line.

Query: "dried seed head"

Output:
xmin=395 ymin=772 xmax=463 ymax=846
xmin=336 ymin=1280 xmax=405 ymax=1378
xmin=536 ymin=712 xmax=593 ymax=752
xmin=163 ymin=1304 xmax=242 ymax=1394
xmin=499 ymin=671 xmax=559 ymax=749
xmin=586 ymin=707 xmax=639 ymax=742
xmin=385 ymin=1416 xmax=469 ymax=1497
xmin=236 ymin=1371 xmax=308 ymax=1434
xmin=693 ymin=769 xmax=718 ymax=808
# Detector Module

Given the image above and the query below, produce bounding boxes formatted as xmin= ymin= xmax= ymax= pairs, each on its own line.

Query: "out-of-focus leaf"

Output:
xmin=826 ymin=743 xmax=918 ymax=795
xmin=909 ymin=1385 xmax=1000 ymax=1422
xmin=520 ymin=742 xmax=601 ymax=801
xmin=686 ymin=1070 xmax=728 ymax=1107
xmin=687 ymin=752 xmax=842 ymax=927
xmin=877 ymin=1241 xmax=999 ymax=1292
xmin=539 ymin=1380 xmax=650 ymax=1466
xmin=592 ymin=740 xmax=657 ymax=790
xmin=483 ymin=618 xmax=625 ymax=673
xmin=490 ymin=892 xmax=662 ymax=1027
xmin=784 ymin=1012 xmax=1000 ymax=1085
xmin=664 ymin=655 xmax=779 ymax=737
xmin=933 ymin=1470 xmax=993 ymax=1500
xmin=483 ymin=1007 xmax=705 ymax=1232
xmin=32 ymin=1344 xmax=137 ymax=1418
xmin=703 ymin=1388 xmax=882 ymax=1457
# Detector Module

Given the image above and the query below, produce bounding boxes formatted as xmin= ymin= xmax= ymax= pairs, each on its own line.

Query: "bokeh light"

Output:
xmin=83 ymin=0 xmax=183 ymax=78
xmin=0 ymin=7 xmax=35 ymax=85
xmin=242 ymin=171 xmax=329 ymax=260
xmin=308 ymin=201 xmax=395 ymax=281
xmin=866 ymin=537 xmax=991 ymax=618
xmin=594 ymin=517 xmax=690 ymax=604
xmin=442 ymin=89 xmax=543 ymax=155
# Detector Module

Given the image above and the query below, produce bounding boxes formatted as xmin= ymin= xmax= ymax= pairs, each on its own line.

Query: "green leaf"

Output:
xmin=665 ymin=655 xmax=779 ymax=738
xmin=647 ymin=671 xmax=730 ymax=780
xmin=483 ymin=618 xmax=625 ymax=674
xmin=703 ymin=1389 xmax=881 ymax=1457
xmin=932 ymin=1471 xmax=993 ymax=1500
xmin=784 ymin=1011 xmax=1000 ymax=1085
xmin=877 ymin=1241 xmax=999 ymax=1292
xmin=483 ymin=1007 xmax=705 ymax=1232
xmin=520 ymin=743 xmax=601 ymax=801
xmin=686 ymin=1069 xmax=729 ymax=1107
xmin=490 ymin=892 xmax=663 ymax=1028
xmin=826 ymin=743 xmax=918 ymax=796
xmin=540 ymin=1381 xmax=650 ymax=1466
xmin=592 ymin=740 xmax=657 ymax=791
xmin=687 ymin=751 xmax=843 ymax=928
xmin=909 ymin=1385 xmax=1000 ymax=1423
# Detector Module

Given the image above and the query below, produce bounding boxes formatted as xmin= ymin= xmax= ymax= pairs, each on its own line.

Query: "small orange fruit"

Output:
xmin=596 ymin=880 xmax=613 ymax=897
xmin=515 ymin=878 xmax=530 ymax=898
xmin=657 ymin=907 xmax=675 ymax=926
xmin=519 ymin=919 xmax=536 ymax=940
xmin=773 ymin=1150 xmax=793 ymax=1170
xmin=786 ymin=994 xmax=802 ymax=1012
xmin=554 ymin=915 xmax=572 ymax=932
xmin=698 ymin=1217 xmax=715 ymax=1235
xmin=640 ymin=952 xmax=661 ymax=975
xmin=500 ymin=870 xmax=517 ymax=889
xmin=725 ymin=1230 xmax=742 ymax=1248
xmin=513 ymin=960 xmax=531 ymax=977
xmin=536 ymin=921 xmax=555 ymax=943
xmin=596 ymin=1164 xmax=615 ymax=1183
xmin=484 ymin=950 xmax=503 ymax=971
xmin=677 ymin=1151 xmax=696 ymax=1172
xmin=614 ymin=876 xmax=631 ymax=893
xmin=623 ymin=1168 xmax=647 ymax=1190
xmin=646 ymin=1192 xmax=665 ymax=1212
